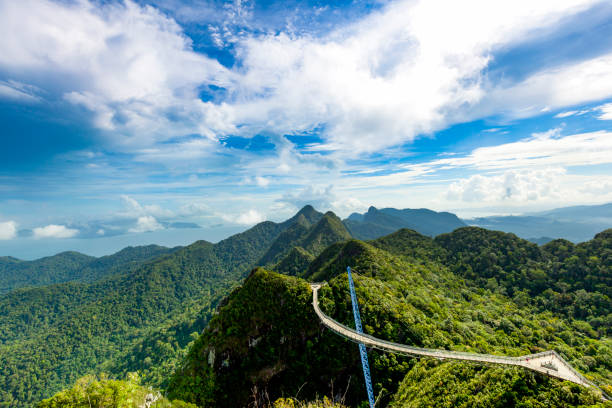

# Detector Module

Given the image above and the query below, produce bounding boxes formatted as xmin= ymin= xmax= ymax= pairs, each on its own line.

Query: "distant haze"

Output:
xmin=3 ymin=202 xmax=611 ymax=260
xmin=0 ymin=226 xmax=244 ymax=260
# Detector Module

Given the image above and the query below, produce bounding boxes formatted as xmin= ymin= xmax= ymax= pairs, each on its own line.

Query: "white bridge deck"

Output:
xmin=310 ymin=284 xmax=609 ymax=400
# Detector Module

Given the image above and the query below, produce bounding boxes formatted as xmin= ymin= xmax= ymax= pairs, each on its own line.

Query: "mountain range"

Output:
xmin=465 ymin=202 xmax=612 ymax=243
xmin=0 ymin=206 xmax=355 ymax=406
xmin=0 ymin=245 xmax=178 ymax=295
xmin=0 ymin=205 xmax=610 ymax=407
xmin=168 ymin=226 xmax=611 ymax=407
xmin=343 ymin=206 xmax=466 ymax=240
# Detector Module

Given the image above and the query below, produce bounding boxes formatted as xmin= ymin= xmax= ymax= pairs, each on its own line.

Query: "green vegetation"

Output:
xmin=258 ymin=206 xmax=324 ymax=266
xmin=274 ymin=246 xmax=316 ymax=276
xmin=273 ymin=397 xmax=346 ymax=408
xmin=168 ymin=227 xmax=611 ymax=407
xmin=35 ymin=374 xmax=195 ymax=408
xmin=167 ymin=269 xmax=357 ymax=407
xmin=435 ymin=227 xmax=612 ymax=333
xmin=0 ymin=245 xmax=176 ymax=294
xmin=1 ymin=208 xmax=609 ymax=407
xmin=0 ymin=252 xmax=94 ymax=294
xmin=0 ymin=211 xmax=309 ymax=407
xmin=260 ymin=210 xmax=351 ymax=269
xmin=390 ymin=360 xmax=607 ymax=408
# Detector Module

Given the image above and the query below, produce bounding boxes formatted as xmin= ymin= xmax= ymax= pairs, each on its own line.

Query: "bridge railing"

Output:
xmin=314 ymin=294 xmax=522 ymax=363
xmin=310 ymin=284 xmax=610 ymax=401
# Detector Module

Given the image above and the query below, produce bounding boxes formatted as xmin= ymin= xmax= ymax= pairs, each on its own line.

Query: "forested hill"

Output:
xmin=343 ymin=206 xmax=466 ymax=240
xmin=0 ymin=244 xmax=177 ymax=294
xmin=3 ymin=207 xmax=610 ymax=407
xmin=169 ymin=227 xmax=611 ymax=407
xmin=0 ymin=206 xmax=329 ymax=407
xmin=259 ymin=210 xmax=352 ymax=270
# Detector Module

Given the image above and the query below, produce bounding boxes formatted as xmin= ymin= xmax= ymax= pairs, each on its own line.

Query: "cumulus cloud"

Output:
xmin=0 ymin=221 xmax=18 ymax=240
xmin=0 ymin=0 xmax=233 ymax=145
xmin=129 ymin=215 xmax=164 ymax=233
xmin=447 ymin=168 xmax=566 ymax=202
xmin=228 ymin=209 xmax=265 ymax=225
xmin=1 ymin=0 xmax=608 ymax=156
xmin=120 ymin=195 xmax=174 ymax=218
xmin=33 ymin=224 xmax=79 ymax=239
xmin=278 ymin=185 xmax=336 ymax=211
xmin=224 ymin=0 xmax=605 ymax=153
xmin=579 ymin=180 xmax=612 ymax=195
xmin=254 ymin=176 xmax=270 ymax=187
xmin=242 ymin=176 xmax=270 ymax=187
xmin=339 ymin=127 xmax=612 ymax=208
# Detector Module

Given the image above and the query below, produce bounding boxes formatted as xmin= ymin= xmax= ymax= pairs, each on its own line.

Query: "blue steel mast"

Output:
xmin=347 ymin=266 xmax=375 ymax=408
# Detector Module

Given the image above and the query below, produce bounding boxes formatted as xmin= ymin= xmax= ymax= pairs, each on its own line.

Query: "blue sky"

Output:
xmin=1 ymin=0 xmax=612 ymax=258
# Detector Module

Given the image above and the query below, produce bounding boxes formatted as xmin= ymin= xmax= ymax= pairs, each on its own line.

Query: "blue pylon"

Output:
xmin=347 ymin=266 xmax=375 ymax=408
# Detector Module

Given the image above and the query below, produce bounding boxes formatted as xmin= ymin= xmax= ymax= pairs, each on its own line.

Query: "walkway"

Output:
xmin=310 ymin=284 xmax=609 ymax=400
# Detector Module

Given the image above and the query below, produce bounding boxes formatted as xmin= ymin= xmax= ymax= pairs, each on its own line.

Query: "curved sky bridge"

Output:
xmin=310 ymin=283 xmax=610 ymax=401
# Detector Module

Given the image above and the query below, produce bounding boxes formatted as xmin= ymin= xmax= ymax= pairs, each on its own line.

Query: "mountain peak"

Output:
xmin=283 ymin=205 xmax=323 ymax=227
xmin=367 ymin=206 xmax=378 ymax=214
xmin=323 ymin=210 xmax=338 ymax=218
xmin=299 ymin=204 xmax=314 ymax=211
xmin=297 ymin=204 xmax=316 ymax=216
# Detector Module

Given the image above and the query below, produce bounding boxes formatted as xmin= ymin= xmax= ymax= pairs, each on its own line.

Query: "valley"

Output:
xmin=0 ymin=206 xmax=610 ymax=407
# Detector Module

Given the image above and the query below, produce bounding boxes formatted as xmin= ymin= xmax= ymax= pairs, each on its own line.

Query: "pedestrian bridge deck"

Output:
xmin=310 ymin=283 xmax=609 ymax=400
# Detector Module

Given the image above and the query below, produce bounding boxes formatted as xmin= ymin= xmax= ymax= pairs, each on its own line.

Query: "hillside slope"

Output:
xmin=263 ymin=211 xmax=353 ymax=276
xmin=0 ymin=244 xmax=176 ymax=295
xmin=0 ymin=209 xmax=317 ymax=407
xmin=168 ymin=228 xmax=611 ymax=407
xmin=259 ymin=210 xmax=350 ymax=266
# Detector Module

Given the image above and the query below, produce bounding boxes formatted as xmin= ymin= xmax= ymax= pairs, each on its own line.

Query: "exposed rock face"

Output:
xmin=208 ymin=348 xmax=215 ymax=366
xmin=140 ymin=391 xmax=161 ymax=408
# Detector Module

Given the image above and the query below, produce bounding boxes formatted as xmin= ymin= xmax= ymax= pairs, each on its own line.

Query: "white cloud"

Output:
xmin=447 ymin=168 xmax=566 ymax=202
xmin=334 ymin=128 xmax=612 ymax=209
xmin=554 ymin=110 xmax=578 ymax=118
xmin=479 ymin=54 xmax=612 ymax=119
xmin=231 ymin=209 xmax=264 ymax=225
xmin=254 ymin=176 xmax=270 ymax=187
xmin=554 ymin=109 xmax=592 ymax=118
xmin=33 ymin=224 xmax=79 ymax=239
xmin=276 ymin=185 xmax=368 ymax=216
xmin=596 ymin=102 xmax=612 ymax=120
xmin=330 ymin=196 xmax=368 ymax=215
xmin=278 ymin=185 xmax=336 ymax=211
xmin=0 ymin=0 xmax=233 ymax=145
xmin=120 ymin=195 xmax=174 ymax=218
xmin=1 ymin=0 xmax=607 ymax=156
xmin=221 ymin=0 xmax=604 ymax=153
xmin=179 ymin=202 xmax=210 ymax=217
xmin=129 ymin=215 xmax=164 ymax=233
xmin=0 ymin=80 xmax=41 ymax=102
xmin=430 ymin=129 xmax=612 ymax=171
xmin=242 ymin=176 xmax=271 ymax=187
xmin=580 ymin=180 xmax=612 ymax=195
xmin=0 ymin=221 xmax=18 ymax=240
